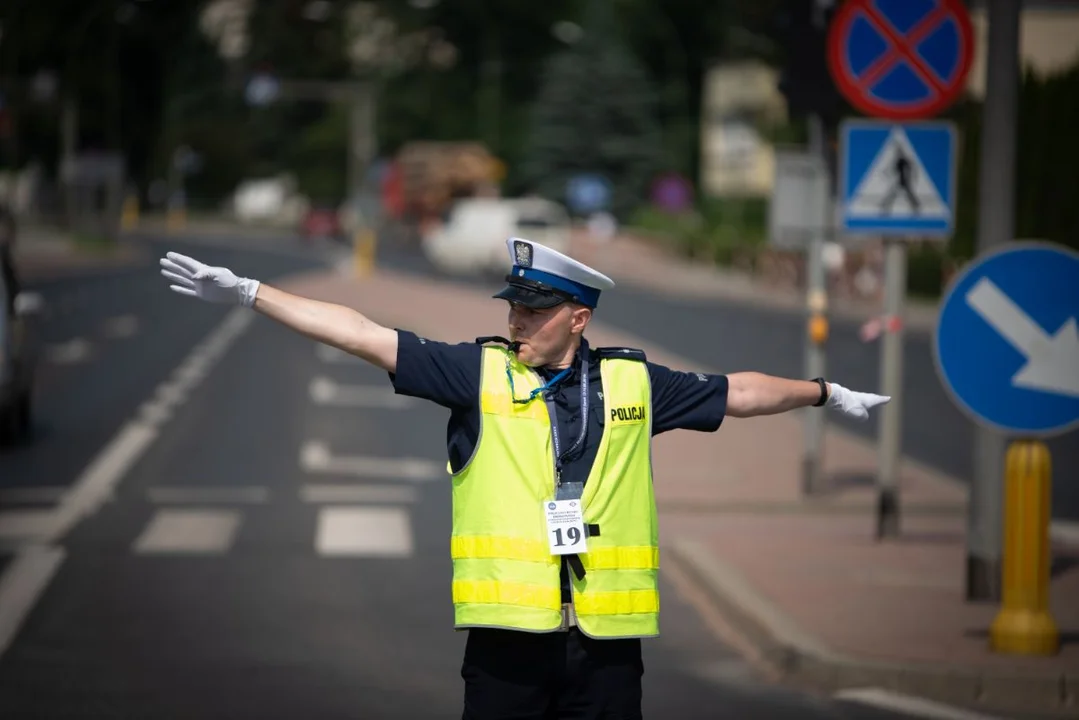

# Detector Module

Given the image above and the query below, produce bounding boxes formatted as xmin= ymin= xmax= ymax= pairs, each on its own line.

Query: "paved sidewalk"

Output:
xmin=273 ymin=262 xmax=1078 ymax=719
xmin=567 ymin=230 xmax=942 ymax=333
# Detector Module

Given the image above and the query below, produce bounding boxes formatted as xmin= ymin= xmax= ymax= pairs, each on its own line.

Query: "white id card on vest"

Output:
xmin=544 ymin=500 xmax=588 ymax=556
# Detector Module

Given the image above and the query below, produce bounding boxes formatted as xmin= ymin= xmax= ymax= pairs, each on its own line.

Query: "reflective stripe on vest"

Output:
xmin=449 ymin=346 xmax=660 ymax=639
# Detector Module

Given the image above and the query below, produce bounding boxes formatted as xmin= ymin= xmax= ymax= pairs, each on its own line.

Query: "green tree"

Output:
xmin=519 ymin=0 xmax=663 ymax=220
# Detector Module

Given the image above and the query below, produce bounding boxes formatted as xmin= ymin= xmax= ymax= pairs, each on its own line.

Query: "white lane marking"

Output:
xmin=174 ymin=362 xmax=208 ymax=385
xmin=131 ymin=309 xmax=252 ymax=430
xmin=1051 ymin=520 xmax=1079 ymax=548
xmin=0 ymin=308 xmax=253 ymax=659
xmin=0 ymin=486 xmax=69 ymax=504
xmin=316 ymin=343 xmax=363 ymax=364
xmin=834 ymin=688 xmax=1007 ymax=720
xmin=45 ymin=338 xmax=92 ymax=365
xmin=0 ymin=511 xmax=61 ymax=543
xmin=103 ymin=314 xmax=139 ymax=339
xmin=146 ymin=486 xmax=269 ymax=505
xmin=137 ymin=401 xmax=173 ymax=426
xmin=0 ymin=310 xmax=254 ymax=661
xmin=0 ymin=545 xmax=65 ymax=658
xmin=689 ymin=659 xmax=760 ymax=687
xmin=154 ymin=381 xmax=188 ymax=406
xmin=300 ymin=484 xmax=418 ymax=504
xmin=300 ymin=441 xmax=443 ymax=481
xmin=308 ymin=376 xmax=416 ymax=409
xmin=46 ymin=423 xmax=158 ymax=540
xmin=315 ymin=507 xmax=413 ymax=557
xmin=133 ymin=510 xmax=241 ymax=555
xmin=50 ymin=309 xmax=254 ymax=542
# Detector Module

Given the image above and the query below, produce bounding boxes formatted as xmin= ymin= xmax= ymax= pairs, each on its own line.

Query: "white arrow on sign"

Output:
xmin=965 ymin=277 xmax=1079 ymax=398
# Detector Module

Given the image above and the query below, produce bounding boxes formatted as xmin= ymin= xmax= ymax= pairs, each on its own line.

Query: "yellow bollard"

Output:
xmin=808 ymin=313 xmax=829 ymax=345
xmin=989 ymin=440 xmax=1059 ymax=655
xmin=121 ymin=194 xmax=139 ymax=231
xmin=353 ymin=228 xmax=377 ymax=277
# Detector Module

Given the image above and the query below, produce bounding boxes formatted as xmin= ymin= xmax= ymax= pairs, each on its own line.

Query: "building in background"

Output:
xmin=698 ymin=60 xmax=787 ymax=199
xmin=966 ymin=0 xmax=1079 ymax=99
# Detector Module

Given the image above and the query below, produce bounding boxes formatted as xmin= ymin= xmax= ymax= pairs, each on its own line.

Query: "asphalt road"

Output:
xmin=0 ymin=231 xmax=955 ymax=719
xmin=373 ymin=241 xmax=1079 ymax=523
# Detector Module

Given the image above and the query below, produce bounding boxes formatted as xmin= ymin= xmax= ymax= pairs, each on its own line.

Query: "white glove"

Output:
xmin=159 ymin=252 xmax=260 ymax=308
xmin=826 ymin=382 xmax=890 ymax=421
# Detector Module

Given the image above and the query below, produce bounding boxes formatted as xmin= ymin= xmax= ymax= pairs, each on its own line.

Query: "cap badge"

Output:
xmin=513 ymin=240 xmax=533 ymax=268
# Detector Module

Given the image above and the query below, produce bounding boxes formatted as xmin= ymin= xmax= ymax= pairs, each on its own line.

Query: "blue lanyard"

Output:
xmin=507 ymin=364 xmax=571 ymax=404
xmin=505 ymin=357 xmax=589 ymax=485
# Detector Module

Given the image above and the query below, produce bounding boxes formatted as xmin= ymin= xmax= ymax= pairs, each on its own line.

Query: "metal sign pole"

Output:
xmin=876 ymin=237 xmax=906 ymax=538
xmin=967 ymin=0 xmax=1021 ymax=603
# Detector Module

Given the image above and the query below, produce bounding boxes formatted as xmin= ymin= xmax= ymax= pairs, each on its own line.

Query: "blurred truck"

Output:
xmin=385 ymin=141 xmax=502 ymax=244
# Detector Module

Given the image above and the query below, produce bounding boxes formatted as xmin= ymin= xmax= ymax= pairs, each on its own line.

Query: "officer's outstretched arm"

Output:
xmin=254 ymin=284 xmax=397 ymax=371
xmin=159 ymin=252 xmax=398 ymax=372
xmin=726 ymin=371 xmax=889 ymax=421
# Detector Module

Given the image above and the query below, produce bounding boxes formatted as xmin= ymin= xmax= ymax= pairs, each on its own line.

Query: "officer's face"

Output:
xmin=507 ymin=301 xmax=590 ymax=367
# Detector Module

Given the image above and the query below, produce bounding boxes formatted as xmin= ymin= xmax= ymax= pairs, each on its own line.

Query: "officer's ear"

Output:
xmin=568 ymin=303 xmax=592 ymax=334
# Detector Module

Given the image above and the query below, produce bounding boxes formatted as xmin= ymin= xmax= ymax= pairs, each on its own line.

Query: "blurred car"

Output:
xmin=300 ymin=204 xmax=346 ymax=244
xmin=231 ymin=175 xmax=309 ymax=226
xmin=0 ymin=224 xmax=43 ymax=443
xmin=422 ymin=197 xmax=571 ymax=276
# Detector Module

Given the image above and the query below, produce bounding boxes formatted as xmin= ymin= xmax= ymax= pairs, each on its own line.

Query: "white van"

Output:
xmin=422 ymin=197 xmax=571 ymax=276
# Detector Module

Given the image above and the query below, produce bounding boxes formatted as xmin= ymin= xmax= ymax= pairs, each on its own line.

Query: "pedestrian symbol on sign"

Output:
xmin=881 ymin=148 xmax=919 ymax=214
xmin=847 ymin=126 xmax=947 ymax=221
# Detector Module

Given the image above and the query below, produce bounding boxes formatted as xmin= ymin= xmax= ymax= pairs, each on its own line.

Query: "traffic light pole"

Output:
xmin=802 ymin=111 xmax=829 ymax=496
xmin=275 ymin=79 xmax=377 ymax=201
xmin=801 ymin=0 xmax=832 ymax=497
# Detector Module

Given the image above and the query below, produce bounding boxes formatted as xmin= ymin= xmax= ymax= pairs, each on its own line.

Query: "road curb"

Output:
xmin=667 ymin=539 xmax=1078 ymax=719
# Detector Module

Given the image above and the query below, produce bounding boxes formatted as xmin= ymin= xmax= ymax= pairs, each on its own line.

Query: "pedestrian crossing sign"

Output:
xmin=838 ymin=119 xmax=957 ymax=237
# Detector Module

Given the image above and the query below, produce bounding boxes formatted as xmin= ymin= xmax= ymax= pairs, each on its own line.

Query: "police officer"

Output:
xmin=159 ymin=238 xmax=889 ymax=719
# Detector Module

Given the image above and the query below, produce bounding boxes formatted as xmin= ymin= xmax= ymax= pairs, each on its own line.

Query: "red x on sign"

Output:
xmin=827 ymin=0 xmax=974 ymax=120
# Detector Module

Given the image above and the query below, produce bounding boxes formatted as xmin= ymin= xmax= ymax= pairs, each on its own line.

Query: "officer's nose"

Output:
xmin=508 ymin=305 xmax=525 ymax=331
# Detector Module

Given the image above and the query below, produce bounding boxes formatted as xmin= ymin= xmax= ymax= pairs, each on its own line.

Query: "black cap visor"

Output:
xmin=493 ymin=275 xmax=573 ymax=310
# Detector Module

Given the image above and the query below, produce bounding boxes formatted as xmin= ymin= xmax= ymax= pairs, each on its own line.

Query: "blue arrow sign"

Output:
xmin=934 ymin=243 xmax=1079 ymax=437
xmin=839 ymin=119 xmax=956 ymax=236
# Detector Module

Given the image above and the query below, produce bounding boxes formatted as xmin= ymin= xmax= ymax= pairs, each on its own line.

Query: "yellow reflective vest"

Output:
xmin=449 ymin=345 xmax=660 ymax=639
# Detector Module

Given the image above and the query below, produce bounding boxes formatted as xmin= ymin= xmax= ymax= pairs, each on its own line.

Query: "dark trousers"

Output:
xmin=461 ymin=627 xmax=643 ymax=720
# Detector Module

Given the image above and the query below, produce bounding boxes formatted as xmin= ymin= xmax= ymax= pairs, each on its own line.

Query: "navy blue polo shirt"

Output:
xmin=388 ymin=329 xmax=729 ymax=601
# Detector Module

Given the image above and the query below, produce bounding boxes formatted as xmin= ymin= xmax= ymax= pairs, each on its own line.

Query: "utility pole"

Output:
xmin=967 ymin=0 xmax=1020 ymax=602
xmin=348 ymin=79 xmax=377 ymax=202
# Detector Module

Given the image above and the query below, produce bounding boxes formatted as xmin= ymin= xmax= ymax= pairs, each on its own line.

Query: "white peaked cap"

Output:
xmin=492 ymin=237 xmax=615 ymax=309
